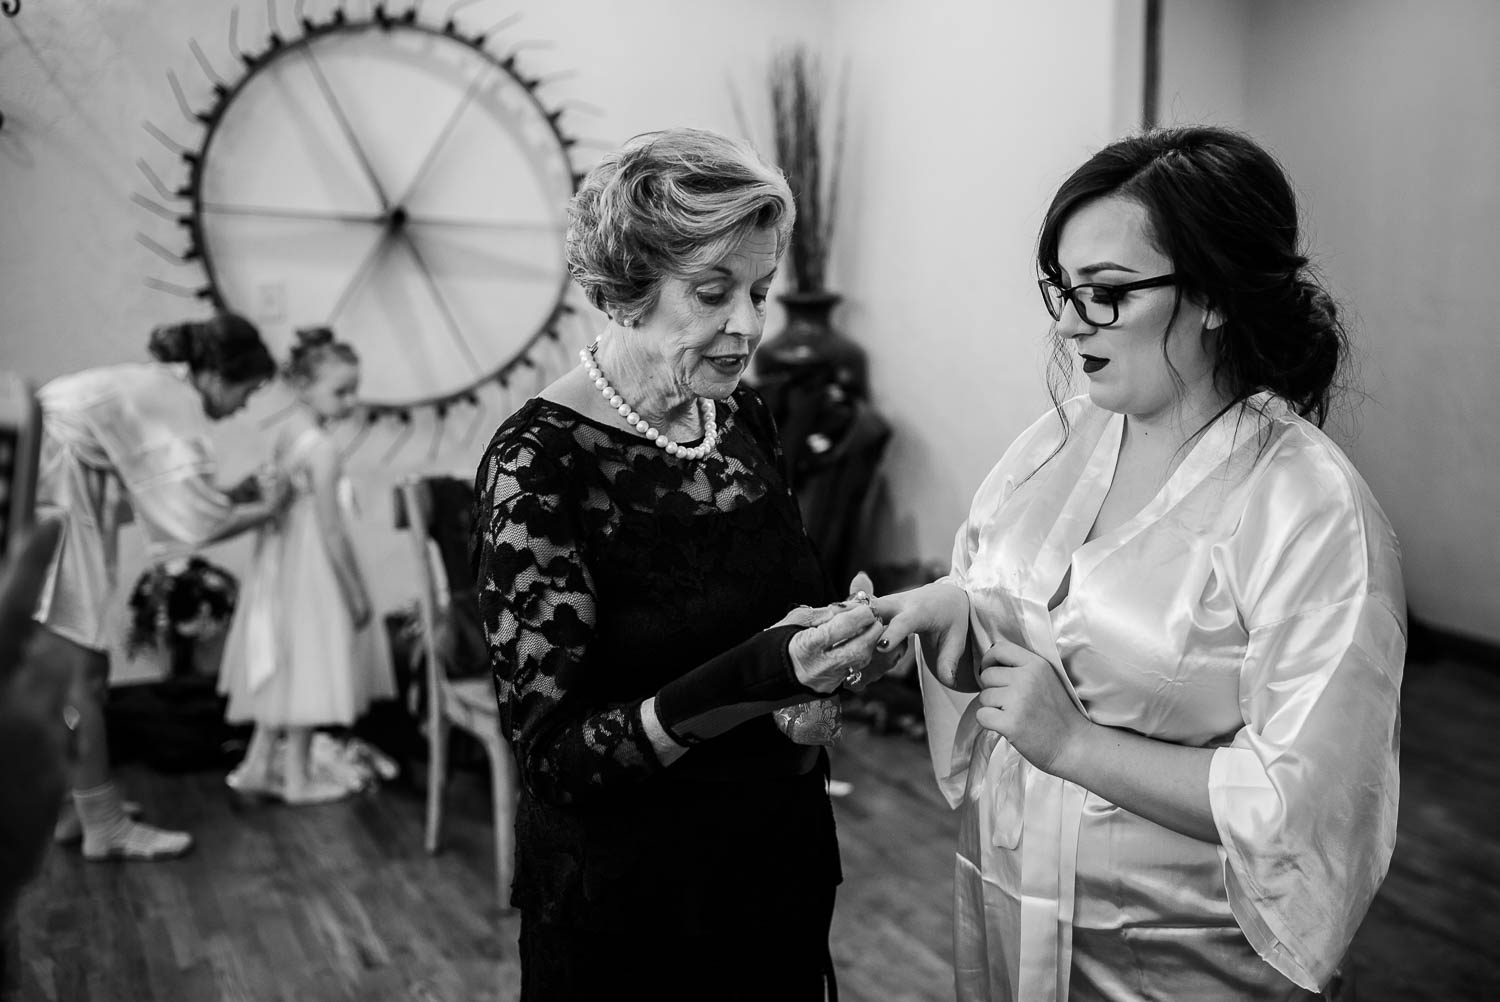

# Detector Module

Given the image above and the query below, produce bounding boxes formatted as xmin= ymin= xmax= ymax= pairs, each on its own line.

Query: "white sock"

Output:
xmin=74 ymin=782 xmax=192 ymax=861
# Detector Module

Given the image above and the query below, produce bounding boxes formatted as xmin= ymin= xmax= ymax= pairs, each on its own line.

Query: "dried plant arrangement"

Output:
xmin=762 ymin=46 xmax=848 ymax=293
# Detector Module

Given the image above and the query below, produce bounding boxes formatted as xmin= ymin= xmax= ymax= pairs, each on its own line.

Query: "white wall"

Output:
xmin=0 ymin=0 xmax=826 ymax=679
xmin=825 ymin=0 xmax=1132 ymax=564
xmin=1158 ymin=0 xmax=1500 ymax=643
xmin=2 ymin=0 xmax=1141 ymax=677
xmin=1155 ymin=0 xmax=1248 ymax=127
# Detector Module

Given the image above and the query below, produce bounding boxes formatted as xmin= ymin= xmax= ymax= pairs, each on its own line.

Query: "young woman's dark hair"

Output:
xmin=283 ymin=325 xmax=359 ymax=385
xmin=147 ymin=313 xmax=277 ymax=386
xmin=1037 ymin=125 xmax=1347 ymax=429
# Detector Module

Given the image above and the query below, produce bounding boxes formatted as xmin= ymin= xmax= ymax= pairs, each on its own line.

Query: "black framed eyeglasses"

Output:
xmin=1037 ymin=273 xmax=1179 ymax=328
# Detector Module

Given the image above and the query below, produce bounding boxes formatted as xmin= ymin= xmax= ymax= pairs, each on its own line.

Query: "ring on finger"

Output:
xmin=844 ymin=667 xmax=863 ymax=688
xmin=851 ymin=590 xmax=871 ymax=606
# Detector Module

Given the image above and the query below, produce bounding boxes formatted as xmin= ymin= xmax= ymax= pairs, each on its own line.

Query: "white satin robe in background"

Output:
xmin=33 ymin=363 xmax=232 ymax=651
xmin=921 ymin=393 xmax=1405 ymax=1002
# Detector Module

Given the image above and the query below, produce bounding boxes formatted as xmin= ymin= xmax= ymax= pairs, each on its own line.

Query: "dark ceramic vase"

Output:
xmin=755 ymin=291 xmax=868 ymax=400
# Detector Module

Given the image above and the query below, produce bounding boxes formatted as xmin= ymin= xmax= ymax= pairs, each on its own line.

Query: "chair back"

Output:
xmin=397 ymin=478 xmax=450 ymax=706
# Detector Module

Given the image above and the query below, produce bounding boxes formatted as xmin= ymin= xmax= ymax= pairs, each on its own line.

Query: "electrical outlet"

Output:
xmin=255 ymin=282 xmax=286 ymax=321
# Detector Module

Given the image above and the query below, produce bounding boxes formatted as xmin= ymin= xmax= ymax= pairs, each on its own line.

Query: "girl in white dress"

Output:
xmin=219 ymin=327 xmax=393 ymax=804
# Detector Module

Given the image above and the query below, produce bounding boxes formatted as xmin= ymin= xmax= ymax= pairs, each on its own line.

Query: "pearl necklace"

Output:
xmin=580 ymin=343 xmax=718 ymax=460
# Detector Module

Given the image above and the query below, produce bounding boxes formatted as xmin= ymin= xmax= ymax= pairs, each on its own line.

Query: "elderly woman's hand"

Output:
xmin=773 ymin=603 xmax=842 ymax=631
xmin=786 ymin=603 xmax=885 ymax=694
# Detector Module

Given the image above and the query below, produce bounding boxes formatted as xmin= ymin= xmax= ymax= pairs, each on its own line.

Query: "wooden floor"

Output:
xmin=9 ymin=653 xmax=1500 ymax=1001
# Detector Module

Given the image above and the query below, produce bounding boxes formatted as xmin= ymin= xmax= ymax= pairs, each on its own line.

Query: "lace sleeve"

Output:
xmin=475 ymin=434 xmax=663 ymax=805
xmin=732 ymin=385 xmax=796 ymax=487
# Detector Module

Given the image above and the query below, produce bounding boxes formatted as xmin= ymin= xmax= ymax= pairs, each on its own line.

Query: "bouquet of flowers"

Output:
xmin=126 ymin=556 xmax=239 ymax=665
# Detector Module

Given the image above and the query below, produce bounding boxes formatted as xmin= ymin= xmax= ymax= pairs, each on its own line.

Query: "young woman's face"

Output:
xmin=1052 ymin=195 xmax=1219 ymax=424
xmin=634 ymin=227 xmax=779 ymax=401
xmin=298 ymin=359 xmax=361 ymax=422
xmin=200 ymin=375 xmax=264 ymax=420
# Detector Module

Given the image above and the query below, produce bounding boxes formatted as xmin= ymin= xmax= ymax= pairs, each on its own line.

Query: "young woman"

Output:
xmin=34 ymin=313 xmax=286 ymax=860
xmin=878 ymin=127 xmax=1404 ymax=1001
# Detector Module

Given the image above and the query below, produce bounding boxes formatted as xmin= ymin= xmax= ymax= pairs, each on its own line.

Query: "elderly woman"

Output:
xmin=474 ymin=128 xmax=890 ymax=1001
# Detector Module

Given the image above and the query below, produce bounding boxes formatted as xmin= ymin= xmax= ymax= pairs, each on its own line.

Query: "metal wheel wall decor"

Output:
xmin=135 ymin=0 xmax=598 ymax=457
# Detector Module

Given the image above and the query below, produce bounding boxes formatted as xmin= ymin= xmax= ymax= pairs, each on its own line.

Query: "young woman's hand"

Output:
xmin=974 ymin=637 xmax=1092 ymax=776
xmin=869 ymin=581 xmax=973 ymax=691
xmin=259 ymin=469 xmax=294 ymax=515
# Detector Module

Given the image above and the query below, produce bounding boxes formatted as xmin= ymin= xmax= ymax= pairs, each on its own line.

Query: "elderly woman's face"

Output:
xmin=640 ymin=227 xmax=779 ymax=400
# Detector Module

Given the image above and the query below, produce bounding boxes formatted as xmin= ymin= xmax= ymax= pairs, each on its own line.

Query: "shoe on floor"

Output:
xmin=279 ymin=776 xmax=352 ymax=806
xmin=81 ymin=820 xmax=194 ymax=862
xmin=225 ymin=766 xmax=281 ymax=801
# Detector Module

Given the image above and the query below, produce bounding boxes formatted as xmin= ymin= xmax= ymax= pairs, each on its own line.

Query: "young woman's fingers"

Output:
xmin=847 ymin=570 xmax=874 ymax=600
xmin=868 ymin=594 xmax=904 ymax=625
xmin=978 ymin=665 xmax=1014 ymax=690
xmin=979 ymin=636 xmax=1028 ymax=668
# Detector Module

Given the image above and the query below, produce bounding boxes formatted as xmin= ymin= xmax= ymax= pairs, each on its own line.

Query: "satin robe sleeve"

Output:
xmin=94 ymin=377 xmax=233 ymax=549
xmin=1208 ymin=436 xmax=1406 ymax=990
xmin=921 ymin=404 xmax=1076 ymax=809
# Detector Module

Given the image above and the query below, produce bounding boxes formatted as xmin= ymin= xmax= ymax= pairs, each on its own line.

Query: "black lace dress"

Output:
xmin=474 ymin=386 xmax=842 ymax=1001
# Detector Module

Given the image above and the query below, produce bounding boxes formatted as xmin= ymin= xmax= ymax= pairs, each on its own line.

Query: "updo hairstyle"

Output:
xmin=283 ymin=326 xmax=359 ymax=386
xmin=147 ymin=312 xmax=277 ymax=386
xmin=1037 ymin=125 xmax=1348 ymax=427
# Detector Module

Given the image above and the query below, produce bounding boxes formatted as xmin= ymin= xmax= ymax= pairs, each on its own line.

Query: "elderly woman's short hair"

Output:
xmin=565 ymin=128 xmax=796 ymax=326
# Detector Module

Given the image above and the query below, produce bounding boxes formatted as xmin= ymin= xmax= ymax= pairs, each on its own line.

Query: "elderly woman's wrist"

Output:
xmin=652 ymin=625 xmax=811 ymax=744
xmin=639 ymin=697 xmax=689 ymax=763
xmin=790 ymin=650 xmax=839 ymax=694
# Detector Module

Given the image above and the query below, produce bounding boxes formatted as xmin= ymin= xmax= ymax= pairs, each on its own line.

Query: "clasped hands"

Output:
xmin=865 ymin=581 xmax=1094 ymax=777
xmin=775 ymin=572 xmax=915 ymax=695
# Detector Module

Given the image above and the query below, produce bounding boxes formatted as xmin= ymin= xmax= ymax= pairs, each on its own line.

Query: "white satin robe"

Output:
xmin=921 ymin=394 xmax=1404 ymax=1001
xmin=33 ymin=363 xmax=232 ymax=650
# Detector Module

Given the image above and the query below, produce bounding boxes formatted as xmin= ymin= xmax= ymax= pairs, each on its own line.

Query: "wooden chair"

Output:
xmin=396 ymin=477 xmax=518 ymax=909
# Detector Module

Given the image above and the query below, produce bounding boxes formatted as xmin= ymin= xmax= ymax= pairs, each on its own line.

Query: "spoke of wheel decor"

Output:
xmin=339 ymin=411 xmax=377 ymax=461
xmin=460 ymin=394 xmax=491 ymax=447
xmin=200 ymin=202 xmax=385 ymax=224
xmin=399 ymin=231 xmax=485 ymax=377
xmin=427 ymin=407 xmax=448 ymax=460
xmin=392 ymin=67 xmax=496 ymax=207
xmin=302 ymin=47 xmax=391 ymax=212
xmin=404 ymin=215 xmax=565 ymax=233
xmin=132 ymin=193 xmax=182 ymax=222
xmin=144 ymin=277 xmax=208 ymax=300
xmin=328 ymin=229 xmax=393 ymax=323
xmin=137 ymin=233 xmax=192 ymax=264
xmin=379 ymin=413 xmax=417 ymax=465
